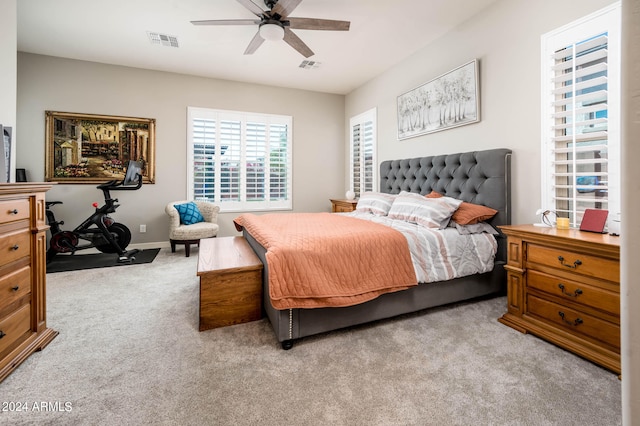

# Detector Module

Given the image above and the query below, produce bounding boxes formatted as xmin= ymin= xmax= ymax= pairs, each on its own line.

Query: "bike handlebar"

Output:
xmin=96 ymin=174 xmax=143 ymax=191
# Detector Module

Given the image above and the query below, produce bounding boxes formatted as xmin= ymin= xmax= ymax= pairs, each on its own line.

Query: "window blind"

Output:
xmin=541 ymin=4 xmax=620 ymax=227
xmin=268 ymin=123 xmax=289 ymax=201
xmin=192 ymin=118 xmax=215 ymax=201
xmin=187 ymin=107 xmax=292 ymax=212
xmin=551 ymin=33 xmax=609 ymax=224
xmin=350 ymin=108 xmax=377 ymax=198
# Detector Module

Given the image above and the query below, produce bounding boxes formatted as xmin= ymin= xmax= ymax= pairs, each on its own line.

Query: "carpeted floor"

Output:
xmin=0 ymin=249 xmax=621 ymax=425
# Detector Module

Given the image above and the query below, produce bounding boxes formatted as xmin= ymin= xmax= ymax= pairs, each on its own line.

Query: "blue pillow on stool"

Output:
xmin=174 ymin=202 xmax=204 ymax=225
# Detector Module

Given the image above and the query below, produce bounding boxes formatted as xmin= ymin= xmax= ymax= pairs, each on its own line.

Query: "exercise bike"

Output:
xmin=46 ymin=160 xmax=143 ymax=264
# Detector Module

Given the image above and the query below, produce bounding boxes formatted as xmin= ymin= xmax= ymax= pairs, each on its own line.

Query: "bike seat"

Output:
xmin=46 ymin=201 xmax=63 ymax=207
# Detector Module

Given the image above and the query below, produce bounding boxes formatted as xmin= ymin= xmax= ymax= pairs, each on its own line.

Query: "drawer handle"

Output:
xmin=0 ymin=331 xmax=5 ymax=339
xmin=557 ymin=256 xmax=582 ymax=269
xmin=12 ymin=286 xmax=19 ymax=291
xmin=558 ymin=283 xmax=583 ymax=298
xmin=558 ymin=311 xmax=583 ymax=327
xmin=9 ymin=209 xmax=18 ymax=215
xmin=11 ymin=245 xmax=20 ymax=251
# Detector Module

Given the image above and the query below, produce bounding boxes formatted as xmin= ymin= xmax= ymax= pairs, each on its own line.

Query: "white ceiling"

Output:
xmin=17 ymin=0 xmax=499 ymax=95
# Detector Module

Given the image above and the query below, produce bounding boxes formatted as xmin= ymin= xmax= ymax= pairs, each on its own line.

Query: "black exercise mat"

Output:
xmin=46 ymin=248 xmax=161 ymax=273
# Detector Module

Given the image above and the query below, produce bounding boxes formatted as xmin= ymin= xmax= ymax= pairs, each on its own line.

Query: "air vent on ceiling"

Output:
xmin=147 ymin=32 xmax=179 ymax=48
xmin=299 ymin=60 xmax=321 ymax=70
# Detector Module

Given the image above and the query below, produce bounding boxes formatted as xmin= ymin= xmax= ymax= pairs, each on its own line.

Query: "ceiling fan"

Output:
xmin=191 ymin=0 xmax=350 ymax=58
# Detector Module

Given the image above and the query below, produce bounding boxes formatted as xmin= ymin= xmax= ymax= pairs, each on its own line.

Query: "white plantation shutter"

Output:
xmin=350 ymin=108 xmax=377 ymax=198
xmin=269 ymin=123 xmax=289 ymax=201
xmin=192 ymin=118 xmax=216 ymax=201
xmin=541 ymin=4 xmax=620 ymax=227
xmin=220 ymin=120 xmax=241 ymax=202
xmin=245 ymin=122 xmax=266 ymax=202
xmin=187 ymin=107 xmax=292 ymax=212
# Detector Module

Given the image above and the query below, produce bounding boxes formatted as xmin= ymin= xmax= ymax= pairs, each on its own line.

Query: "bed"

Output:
xmin=238 ymin=148 xmax=512 ymax=349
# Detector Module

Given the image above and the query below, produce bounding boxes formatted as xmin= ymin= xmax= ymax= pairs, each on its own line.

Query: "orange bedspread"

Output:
xmin=233 ymin=213 xmax=418 ymax=309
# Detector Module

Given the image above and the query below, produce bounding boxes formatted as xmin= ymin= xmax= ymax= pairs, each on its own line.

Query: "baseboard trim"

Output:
xmin=130 ymin=241 xmax=171 ymax=250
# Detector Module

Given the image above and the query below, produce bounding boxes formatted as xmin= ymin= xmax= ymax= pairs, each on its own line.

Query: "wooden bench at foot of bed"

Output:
xmin=197 ymin=237 xmax=263 ymax=331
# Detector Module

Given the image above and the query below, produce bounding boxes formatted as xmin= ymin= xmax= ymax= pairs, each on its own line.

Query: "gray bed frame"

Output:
xmin=244 ymin=148 xmax=512 ymax=349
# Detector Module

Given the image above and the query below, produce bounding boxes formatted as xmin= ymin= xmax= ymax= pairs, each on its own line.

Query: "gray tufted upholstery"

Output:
xmin=380 ymin=149 xmax=512 ymax=227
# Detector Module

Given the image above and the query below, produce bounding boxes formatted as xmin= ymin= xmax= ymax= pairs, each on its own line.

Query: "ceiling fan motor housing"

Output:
xmin=191 ymin=0 xmax=350 ymax=58
xmin=261 ymin=18 xmax=285 ymax=28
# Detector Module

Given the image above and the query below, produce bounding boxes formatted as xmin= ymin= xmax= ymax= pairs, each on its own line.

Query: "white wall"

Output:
xmin=0 ymin=0 xmax=17 ymax=182
xmin=345 ymin=0 xmax=616 ymax=225
xmin=16 ymin=53 xmax=345 ymax=242
xmin=622 ymin=0 xmax=640 ymax=423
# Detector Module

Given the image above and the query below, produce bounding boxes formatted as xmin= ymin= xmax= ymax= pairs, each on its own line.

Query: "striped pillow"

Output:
xmin=388 ymin=192 xmax=462 ymax=229
xmin=355 ymin=192 xmax=396 ymax=216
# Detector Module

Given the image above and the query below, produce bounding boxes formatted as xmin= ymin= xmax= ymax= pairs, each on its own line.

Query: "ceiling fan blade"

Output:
xmin=271 ymin=0 xmax=302 ymax=18
xmin=236 ymin=0 xmax=266 ymax=17
xmin=191 ymin=19 xmax=259 ymax=26
xmin=283 ymin=28 xmax=313 ymax=58
xmin=287 ymin=18 xmax=350 ymax=31
xmin=244 ymin=31 xmax=265 ymax=55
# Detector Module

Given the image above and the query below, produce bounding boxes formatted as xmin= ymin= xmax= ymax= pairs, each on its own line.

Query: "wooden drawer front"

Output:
xmin=527 ymin=295 xmax=620 ymax=349
xmin=0 ymin=199 xmax=30 ymax=225
xmin=334 ymin=204 xmax=354 ymax=213
xmin=527 ymin=244 xmax=619 ymax=282
xmin=528 ymin=270 xmax=619 ymax=316
xmin=0 ymin=304 xmax=31 ymax=356
xmin=0 ymin=266 xmax=31 ymax=310
xmin=0 ymin=230 xmax=31 ymax=268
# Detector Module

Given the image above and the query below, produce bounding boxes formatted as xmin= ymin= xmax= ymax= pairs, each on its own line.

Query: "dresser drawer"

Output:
xmin=527 ymin=244 xmax=619 ymax=282
xmin=0 ymin=304 xmax=31 ymax=356
xmin=528 ymin=270 xmax=619 ymax=316
xmin=0 ymin=266 xmax=31 ymax=311
xmin=0 ymin=230 xmax=31 ymax=268
xmin=0 ymin=199 xmax=30 ymax=225
xmin=527 ymin=295 xmax=620 ymax=350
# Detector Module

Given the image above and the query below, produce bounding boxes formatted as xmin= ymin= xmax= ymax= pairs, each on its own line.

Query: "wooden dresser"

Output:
xmin=0 ymin=183 xmax=58 ymax=383
xmin=498 ymin=225 xmax=620 ymax=373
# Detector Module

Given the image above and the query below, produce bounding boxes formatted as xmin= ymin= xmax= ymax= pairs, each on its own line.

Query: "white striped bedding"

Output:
xmin=343 ymin=210 xmax=498 ymax=284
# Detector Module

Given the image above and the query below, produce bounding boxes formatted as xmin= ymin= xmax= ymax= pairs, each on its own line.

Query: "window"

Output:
xmin=187 ymin=107 xmax=292 ymax=212
xmin=349 ymin=108 xmax=377 ymax=198
xmin=541 ymin=3 xmax=620 ymax=226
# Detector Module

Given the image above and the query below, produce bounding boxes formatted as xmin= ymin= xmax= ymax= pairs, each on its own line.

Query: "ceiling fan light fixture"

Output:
xmin=260 ymin=23 xmax=285 ymax=41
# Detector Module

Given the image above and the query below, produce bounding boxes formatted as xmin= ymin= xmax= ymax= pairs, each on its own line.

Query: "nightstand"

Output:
xmin=498 ymin=224 xmax=620 ymax=373
xmin=330 ymin=199 xmax=358 ymax=212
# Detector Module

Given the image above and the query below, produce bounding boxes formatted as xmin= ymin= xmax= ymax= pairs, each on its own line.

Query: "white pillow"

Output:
xmin=355 ymin=192 xmax=396 ymax=216
xmin=388 ymin=191 xmax=462 ymax=229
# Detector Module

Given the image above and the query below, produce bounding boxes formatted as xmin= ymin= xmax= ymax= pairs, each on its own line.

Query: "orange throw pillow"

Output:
xmin=426 ymin=191 xmax=498 ymax=225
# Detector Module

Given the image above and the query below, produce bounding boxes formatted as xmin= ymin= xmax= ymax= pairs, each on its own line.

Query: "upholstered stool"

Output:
xmin=165 ymin=200 xmax=220 ymax=257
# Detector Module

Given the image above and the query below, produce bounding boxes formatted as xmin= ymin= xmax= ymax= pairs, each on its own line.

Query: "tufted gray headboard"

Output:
xmin=379 ymin=148 xmax=512 ymax=228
